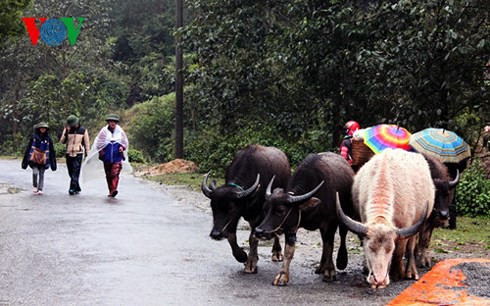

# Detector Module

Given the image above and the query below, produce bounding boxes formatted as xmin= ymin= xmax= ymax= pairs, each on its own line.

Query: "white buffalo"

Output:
xmin=336 ymin=149 xmax=435 ymax=288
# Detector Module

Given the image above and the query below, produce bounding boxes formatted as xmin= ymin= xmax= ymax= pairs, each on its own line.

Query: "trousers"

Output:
xmin=104 ymin=162 xmax=122 ymax=194
xmin=66 ymin=154 xmax=83 ymax=192
xmin=32 ymin=165 xmax=45 ymax=190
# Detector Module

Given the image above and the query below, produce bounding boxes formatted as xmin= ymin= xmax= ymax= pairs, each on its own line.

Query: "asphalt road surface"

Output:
xmin=0 ymin=159 xmax=416 ymax=305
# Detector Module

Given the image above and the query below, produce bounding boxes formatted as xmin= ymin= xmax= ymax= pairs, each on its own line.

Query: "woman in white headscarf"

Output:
xmin=83 ymin=114 xmax=132 ymax=197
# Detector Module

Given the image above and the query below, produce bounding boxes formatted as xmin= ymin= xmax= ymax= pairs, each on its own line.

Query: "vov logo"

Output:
xmin=22 ymin=17 xmax=85 ymax=46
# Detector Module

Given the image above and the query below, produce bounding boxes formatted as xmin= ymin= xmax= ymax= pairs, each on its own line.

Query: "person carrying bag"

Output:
xmin=21 ymin=122 xmax=57 ymax=195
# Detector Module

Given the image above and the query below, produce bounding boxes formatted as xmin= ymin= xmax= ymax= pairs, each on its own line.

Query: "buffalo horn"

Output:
xmin=335 ymin=192 xmax=368 ymax=236
xmin=396 ymin=202 xmax=429 ymax=239
xmin=265 ymin=175 xmax=276 ymax=199
xmin=287 ymin=180 xmax=324 ymax=203
xmin=448 ymin=169 xmax=459 ymax=189
xmin=202 ymin=172 xmax=215 ymax=198
xmin=235 ymin=174 xmax=261 ymax=199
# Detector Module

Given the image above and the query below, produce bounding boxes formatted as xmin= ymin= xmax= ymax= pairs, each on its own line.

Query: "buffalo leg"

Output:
xmin=273 ymin=234 xmax=295 ymax=286
xmin=417 ymin=223 xmax=434 ymax=268
xmin=244 ymin=232 xmax=259 ymax=273
xmin=317 ymin=225 xmax=337 ymax=282
xmin=405 ymin=236 xmax=419 ymax=280
xmin=227 ymin=233 xmax=248 ymax=263
xmin=271 ymin=236 xmax=283 ymax=262
xmin=336 ymin=223 xmax=348 ymax=270
xmin=390 ymin=240 xmax=407 ymax=281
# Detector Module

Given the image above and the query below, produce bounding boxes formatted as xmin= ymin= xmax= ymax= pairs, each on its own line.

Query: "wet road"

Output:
xmin=0 ymin=159 xmax=410 ymax=305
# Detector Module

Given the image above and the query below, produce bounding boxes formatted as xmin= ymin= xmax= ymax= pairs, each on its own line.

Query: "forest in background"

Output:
xmin=0 ymin=0 xmax=488 ymax=168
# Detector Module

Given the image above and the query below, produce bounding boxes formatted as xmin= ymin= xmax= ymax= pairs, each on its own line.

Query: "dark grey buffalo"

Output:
xmin=254 ymin=152 xmax=355 ymax=285
xmin=202 ymin=145 xmax=291 ymax=273
xmin=417 ymin=153 xmax=459 ymax=267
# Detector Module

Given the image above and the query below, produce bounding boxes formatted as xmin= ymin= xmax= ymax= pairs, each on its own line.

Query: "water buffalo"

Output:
xmin=255 ymin=152 xmax=355 ymax=285
xmin=336 ymin=149 xmax=434 ymax=288
xmin=202 ymin=145 xmax=291 ymax=273
xmin=416 ymin=153 xmax=459 ymax=267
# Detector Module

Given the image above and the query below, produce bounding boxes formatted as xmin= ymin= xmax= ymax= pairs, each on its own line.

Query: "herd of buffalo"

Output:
xmin=201 ymin=145 xmax=459 ymax=289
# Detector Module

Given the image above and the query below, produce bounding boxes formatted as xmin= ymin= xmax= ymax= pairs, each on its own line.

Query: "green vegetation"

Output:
xmin=54 ymin=143 xmax=66 ymax=159
xmin=127 ymin=148 xmax=146 ymax=164
xmin=0 ymin=0 xmax=32 ymax=40
xmin=145 ymin=172 xmax=224 ymax=192
xmin=126 ymin=93 xmax=175 ymax=163
xmin=432 ymin=216 xmax=490 ymax=251
xmin=456 ymin=159 xmax=490 ymax=217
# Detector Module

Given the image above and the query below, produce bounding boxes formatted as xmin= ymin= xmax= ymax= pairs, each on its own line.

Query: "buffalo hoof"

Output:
xmin=233 ymin=248 xmax=248 ymax=263
xmin=272 ymin=272 xmax=289 ymax=286
xmin=271 ymin=252 xmax=283 ymax=262
xmin=417 ymin=254 xmax=432 ymax=268
xmin=405 ymin=271 xmax=419 ymax=280
xmin=390 ymin=268 xmax=405 ymax=282
xmin=405 ymin=267 xmax=419 ymax=280
xmin=322 ymin=270 xmax=337 ymax=282
xmin=244 ymin=261 xmax=258 ymax=274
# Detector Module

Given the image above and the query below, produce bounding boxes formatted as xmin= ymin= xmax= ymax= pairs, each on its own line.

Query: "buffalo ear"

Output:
xmin=299 ymin=197 xmax=321 ymax=210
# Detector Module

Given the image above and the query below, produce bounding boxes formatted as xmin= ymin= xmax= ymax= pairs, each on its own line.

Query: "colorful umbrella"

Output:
xmin=364 ymin=124 xmax=412 ymax=154
xmin=409 ymin=128 xmax=471 ymax=163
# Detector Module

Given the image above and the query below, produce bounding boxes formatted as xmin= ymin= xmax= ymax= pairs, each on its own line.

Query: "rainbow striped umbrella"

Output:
xmin=364 ymin=124 xmax=412 ymax=154
xmin=409 ymin=128 xmax=471 ymax=163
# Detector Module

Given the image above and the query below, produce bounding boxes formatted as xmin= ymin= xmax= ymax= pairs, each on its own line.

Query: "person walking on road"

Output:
xmin=21 ymin=122 xmax=57 ymax=195
xmin=94 ymin=114 xmax=129 ymax=197
xmin=60 ymin=115 xmax=90 ymax=195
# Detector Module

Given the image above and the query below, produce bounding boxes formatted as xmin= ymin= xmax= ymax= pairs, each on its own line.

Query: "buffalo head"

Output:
xmin=335 ymin=193 xmax=428 ymax=288
xmin=254 ymin=176 xmax=324 ymax=240
xmin=432 ymin=169 xmax=459 ymax=223
xmin=202 ymin=172 xmax=260 ymax=240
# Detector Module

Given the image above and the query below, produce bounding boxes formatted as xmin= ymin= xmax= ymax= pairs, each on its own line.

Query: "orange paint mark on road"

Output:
xmin=388 ymin=258 xmax=490 ymax=305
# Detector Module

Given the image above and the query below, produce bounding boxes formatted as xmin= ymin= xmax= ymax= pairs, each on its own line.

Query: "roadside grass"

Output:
xmin=431 ymin=216 xmax=490 ymax=253
xmin=0 ymin=156 xmax=18 ymax=160
xmin=144 ymin=172 xmax=225 ymax=192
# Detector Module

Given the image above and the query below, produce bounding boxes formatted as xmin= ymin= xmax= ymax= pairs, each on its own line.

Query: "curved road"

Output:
xmin=0 ymin=159 xmax=410 ymax=305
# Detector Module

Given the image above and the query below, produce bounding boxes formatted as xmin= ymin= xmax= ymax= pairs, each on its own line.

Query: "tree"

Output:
xmin=0 ymin=0 xmax=32 ymax=40
xmin=184 ymin=0 xmax=489 ymax=152
xmin=0 ymin=0 xmax=125 ymax=151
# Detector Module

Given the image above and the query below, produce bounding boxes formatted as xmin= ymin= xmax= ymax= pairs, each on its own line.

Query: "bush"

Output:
xmin=456 ymin=159 xmax=490 ymax=217
xmin=1 ymin=133 xmax=25 ymax=156
xmin=54 ymin=142 xmax=66 ymax=158
xmin=128 ymin=148 xmax=146 ymax=163
xmin=128 ymin=93 xmax=175 ymax=163
xmin=185 ymin=124 xmax=333 ymax=175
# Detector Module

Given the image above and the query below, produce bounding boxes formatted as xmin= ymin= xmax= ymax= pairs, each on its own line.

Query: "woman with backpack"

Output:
xmin=21 ymin=122 xmax=57 ymax=195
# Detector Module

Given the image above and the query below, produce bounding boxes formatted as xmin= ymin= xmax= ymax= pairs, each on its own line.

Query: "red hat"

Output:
xmin=344 ymin=121 xmax=360 ymax=136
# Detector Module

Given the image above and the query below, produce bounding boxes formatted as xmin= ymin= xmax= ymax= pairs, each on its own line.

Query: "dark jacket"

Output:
xmin=22 ymin=132 xmax=57 ymax=171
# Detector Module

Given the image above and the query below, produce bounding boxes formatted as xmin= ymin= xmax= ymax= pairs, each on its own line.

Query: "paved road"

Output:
xmin=0 ymin=159 xmax=410 ymax=305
